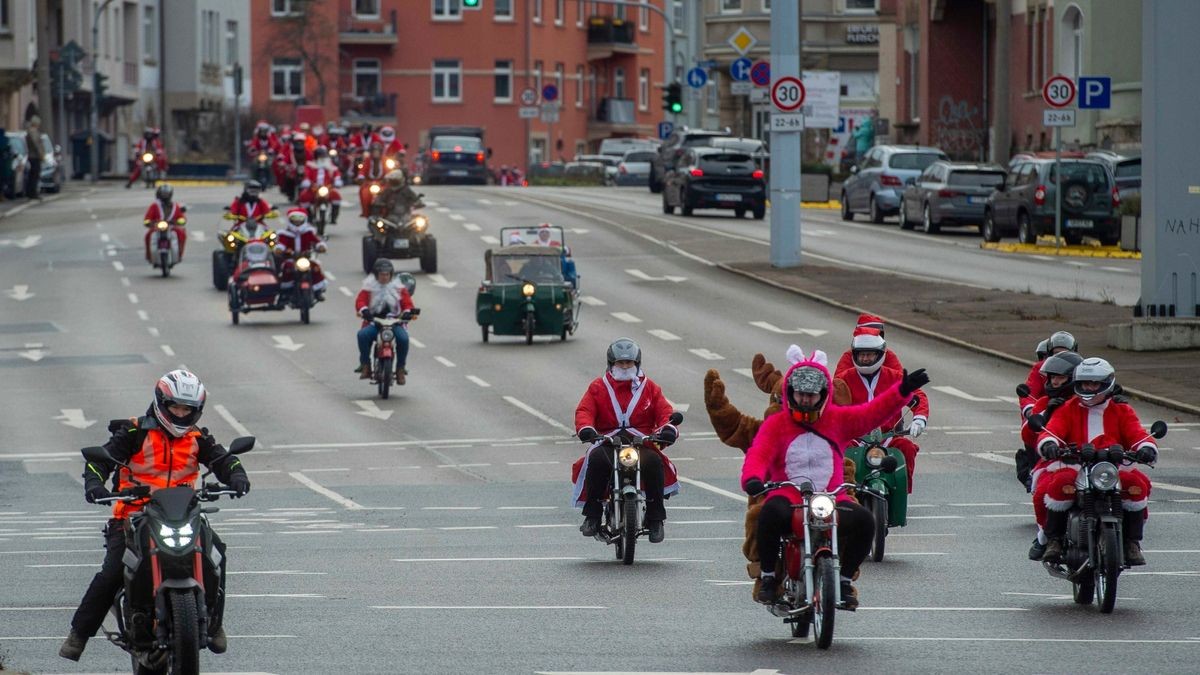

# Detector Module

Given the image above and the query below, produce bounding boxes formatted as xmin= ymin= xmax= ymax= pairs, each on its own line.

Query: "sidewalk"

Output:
xmin=722 ymin=260 xmax=1200 ymax=416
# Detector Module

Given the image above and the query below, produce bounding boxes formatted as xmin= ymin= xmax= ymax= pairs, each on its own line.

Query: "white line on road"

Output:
xmin=1101 ymin=266 xmax=1133 ymax=273
xmin=647 ymin=328 xmax=681 ymax=341
xmin=160 ymin=345 xmax=175 ymax=357
xmin=463 ymin=222 xmax=481 ymax=231
xmin=324 ymin=271 xmax=336 ymax=281
xmin=466 ymin=375 xmax=491 ymax=387
xmin=137 ymin=310 xmax=149 ymax=321
xmin=503 ymin=396 xmax=573 ymax=433
xmin=100 ymin=233 xmax=110 ymax=242
xmin=392 ymin=557 xmax=583 ymax=562
xmin=112 ymin=261 xmax=124 ymax=271
xmin=228 ymin=593 xmax=325 ymax=598
xmin=339 ymin=286 xmax=353 ymax=297
xmin=516 ymin=524 xmax=574 ymax=529
xmin=127 ymin=293 xmax=139 ymax=304
xmin=213 ymin=404 xmax=253 ymax=437
xmin=147 ymin=327 xmax=159 ymax=337
xmin=421 ymin=506 xmax=481 ymax=510
xmin=480 ymin=235 xmax=500 ymax=245
xmin=944 ymin=431 xmax=992 ymax=435
xmin=448 ymin=213 xmax=465 ymax=221
xmin=578 ymin=295 xmax=606 ymax=306
xmin=854 ymin=607 xmax=1028 ymax=611
xmin=688 ymin=348 xmax=725 ymax=361
xmin=435 ymin=206 xmax=450 ymax=213
xmin=677 ymin=476 xmax=744 ymax=503
xmin=372 ymin=605 xmax=605 ymax=610
xmin=840 ymin=637 xmax=1200 ymax=644
xmin=931 ymin=386 xmax=998 ymax=402
xmin=410 ymin=337 xmax=425 ymax=348
xmin=120 ymin=277 xmax=131 ymax=287
xmin=225 ymin=570 xmax=328 ymax=575
xmin=438 ymin=526 xmax=497 ymax=531
xmin=972 ymin=452 xmax=1016 ymax=465
xmin=287 ymin=472 xmax=364 ymax=509
xmin=434 ymin=356 xmax=456 ymax=367
xmin=611 ymin=312 xmax=641 ymax=323
xmin=1155 ymin=482 xmax=1200 ymax=495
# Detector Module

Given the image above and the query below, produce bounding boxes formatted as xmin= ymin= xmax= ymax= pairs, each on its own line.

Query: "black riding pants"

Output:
xmin=756 ymin=497 xmax=874 ymax=581
xmin=582 ymin=445 xmax=665 ymax=521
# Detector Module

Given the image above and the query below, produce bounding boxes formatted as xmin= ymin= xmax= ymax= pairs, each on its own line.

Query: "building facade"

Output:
xmin=251 ymin=0 xmax=668 ymax=171
xmin=0 ymin=0 xmax=37 ymax=132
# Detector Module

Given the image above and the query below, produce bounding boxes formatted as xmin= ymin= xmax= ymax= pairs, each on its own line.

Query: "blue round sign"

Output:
xmin=541 ymin=84 xmax=558 ymax=102
xmin=750 ymin=61 xmax=771 ymax=86
xmin=686 ymin=67 xmax=708 ymax=89
xmin=730 ymin=58 xmax=752 ymax=82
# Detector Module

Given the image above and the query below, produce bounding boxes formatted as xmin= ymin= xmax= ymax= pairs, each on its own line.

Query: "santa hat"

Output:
xmin=856 ymin=313 xmax=885 ymax=331
xmin=851 ymin=326 xmax=885 ymax=350
xmin=286 ymin=207 xmax=307 ymax=223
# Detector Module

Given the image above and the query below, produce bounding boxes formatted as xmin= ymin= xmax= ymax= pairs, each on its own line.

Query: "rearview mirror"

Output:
xmin=1150 ymin=421 xmax=1168 ymax=439
xmin=228 ymin=437 xmax=256 ymax=455
xmin=81 ymin=445 xmax=114 ymax=465
xmin=1015 ymin=383 xmax=1031 ymax=398
xmin=668 ymin=411 xmax=684 ymax=426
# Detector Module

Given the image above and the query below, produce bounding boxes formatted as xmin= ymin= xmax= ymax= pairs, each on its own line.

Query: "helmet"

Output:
xmin=785 ymin=365 xmax=829 ymax=423
xmin=1039 ymin=352 xmax=1083 ymax=398
xmin=152 ymin=370 xmax=207 ymax=438
xmin=1035 ymin=338 xmax=1050 ymax=361
xmin=243 ymin=180 xmax=262 ymax=198
xmin=1074 ymin=357 xmax=1116 ymax=406
xmin=155 ymin=183 xmax=174 ymax=202
xmin=1047 ymin=330 xmax=1078 ymax=354
xmin=280 ymin=124 xmax=293 ymax=135
xmin=298 ymin=122 xmax=311 ymax=132
xmin=292 ymin=132 xmax=306 ymax=144
xmin=372 ymin=258 xmax=395 ymax=276
xmin=313 ymin=124 xmax=325 ymax=137
xmin=385 ymin=169 xmax=406 ymax=186
xmin=314 ymin=145 xmax=329 ymax=160
xmin=286 ymin=207 xmax=307 ymax=226
xmin=850 ymin=327 xmax=886 ymax=376
xmin=379 ymin=126 xmax=396 ymax=142
xmin=606 ymin=337 xmax=642 ymax=368
xmin=856 ymin=313 xmax=885 ymax=337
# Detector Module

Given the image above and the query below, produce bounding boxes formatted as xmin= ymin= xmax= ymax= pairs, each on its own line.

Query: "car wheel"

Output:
xmin=752 ymin=204 xmax=766 ymax=220
xmin=840 ymin=192 xmax=853 ymax=221
xmin=649 ymin=170 xmax=663 ymax=194
xmin=922 ymin=204 xmax=940 ymax=234
xmin=1017 ymin=211 xmax=1037 ymax=244
xmin=734 ymin=207 xmax=747 ymax=219
xmin=870 ymin=195 xmax=885 ymax=224
xmin=898 ymin=198 xmax=914 ymax=230
xmin=981 ymin=210 xmax=1001 ymax=243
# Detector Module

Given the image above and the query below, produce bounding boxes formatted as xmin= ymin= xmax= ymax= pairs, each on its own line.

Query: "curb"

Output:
xmin=718 ymin=263 xmax=1200 ymax=418
xmin=801 ymin=200 xmax=841 ymax=210
xmin=980 ymin=240 xmax=1141 ymax=259
xmin=0 ymin=192 xmax=65 ymax=222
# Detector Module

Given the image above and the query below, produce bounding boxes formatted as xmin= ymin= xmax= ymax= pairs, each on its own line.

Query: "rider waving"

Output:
xmin=573 ymin=338 xmax=679 ymax=544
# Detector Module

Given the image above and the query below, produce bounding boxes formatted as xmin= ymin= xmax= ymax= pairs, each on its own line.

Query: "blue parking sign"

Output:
xmin=1078 ymin=76 xmax=1111 ymax=109
xmin=658 ymin=121 xmax=674 ymax=140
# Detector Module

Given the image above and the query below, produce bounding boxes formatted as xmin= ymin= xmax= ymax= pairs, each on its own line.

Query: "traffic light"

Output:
xmin=663 ymin=82 xmax=683 ymax=114
xmin=94 ymin=72 xmax=109 ymax=103
xmin=462 ymin=0 xmax=481 ymax=8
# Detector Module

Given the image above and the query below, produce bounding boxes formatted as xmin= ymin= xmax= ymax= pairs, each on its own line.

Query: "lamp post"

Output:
xmin=90 ymin=0 xmax=116 ymax=183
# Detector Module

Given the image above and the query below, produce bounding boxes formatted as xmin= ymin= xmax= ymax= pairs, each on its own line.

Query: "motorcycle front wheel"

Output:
xmin=160 ymin=251 xmax=170 ymax=278
xmin=377 ymin=357 xmax=392 ymax=400
xmin=812 ymin=556 xmax=837 ymax=649
xmin=1097 ymin=526 xmax=1121 ymax=613
xmin=621 ymin=496 xmax=638 ymax=565
xmin=870 ymin=495 xmax=888 ymax=562
xmin=167 ymin=591 xmax=201 ymax=675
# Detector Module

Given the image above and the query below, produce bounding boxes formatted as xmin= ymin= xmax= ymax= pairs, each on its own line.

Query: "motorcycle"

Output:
xmin=309 ymin=185 xmax=334 ymax=237
xmin=758 ymin=479 xmax=857 ymax=649
xmin=842 ymin=396 xmax=919 ymax=562
xmin=362 ymin=208 xmax=436 ymax=274
xmin=148 ymin=216 xmax=187 ymax=278
xmin=251 ymin=150 xmax=274 ymax=188
xmin=1026 ymin=415 xmax=1167 ymax=613
xmin=212 ymin=211 xmax=278 ymax=291
xmin=226 ymin=235 xmax=308 ymax=325
xmin=580 ymin=412 xmax=683 ymax=566
xmin=81 ymin=436 xmax=254 ymax=675
xmin=368 ymin=307 xmax=419 ymax=400
xmin=139 ymin=152 xmax=160 ymax=188
xmin=280 ymin=249 xmax=323 ymax=325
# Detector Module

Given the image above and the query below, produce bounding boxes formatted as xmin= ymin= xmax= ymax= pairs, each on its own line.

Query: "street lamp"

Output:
xmin=90 ymin=0 xmax=116 ymax=183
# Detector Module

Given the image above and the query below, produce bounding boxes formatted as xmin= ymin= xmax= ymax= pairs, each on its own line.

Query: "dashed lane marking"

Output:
xmin=339 ymin=286 xmax=353 ymax=297
xmin=480 ymin=235 xmax=500 ymax=244
xmin=160 ymin=345 xmax=175 ymax=357
xmin=463 ymin=222 xmax=481 ymax=232
xmin=449 ymin=213 xmax=465 ymax=221
xmin=213 ymin=404 xmax=253 ymax=437
xmin=434 ymin=356 xmax=456 ymax=367
xmin=127 ymin=293 xmax=139 ymax=304
xmin=112 ymin=261 xmax=124 ymax=271
xmin=611 ymin=312 xmax=641 ymax=323
xmin=410 ymin=337 xmax=425 ymax=348
xmin=503 ymin=396 xmax=573 ymax=433
xmin=579 ymin=295 xmax=606 ymax=306
xmin=972 ymin=452 xmax=1016 ymax=465
xmin=137 ymin=310 xmax=149 ymax=321
xmin=647 ymin=328 xmax=681 ymax=341
xmin=688 ymin=348 xmax=725 ymax=360
xmin=931 ymin=386 xmax=998 ymax=402
xmin=147 ymin=327 xmax=159 ymax=337
xmin=391 ymin=557 xmax=583 ymax=563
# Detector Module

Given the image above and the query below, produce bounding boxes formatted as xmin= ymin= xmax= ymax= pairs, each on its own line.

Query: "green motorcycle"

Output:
xmin=843 ymin=427 xmax=909 ymax=562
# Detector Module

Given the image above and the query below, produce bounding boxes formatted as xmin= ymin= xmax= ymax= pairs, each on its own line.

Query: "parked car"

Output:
xmin=982 ymin=158 xmax=1120 ymax=245
xmin=1086 ymin=150 xmax=1141 ymax=200
xmin=1008 ymin=150 xmax=1085 ymax=172
xmin=661 ymin=147 xmax=766 ymax=219
xmin=616 ymin=149 xmax=656 ymax=186
xmin=898 ymin=161 xmax=1006 ymax=234
xmin=841 ymin=145 xmax=949 ymax=223
xmin=574 ymin=154 xmax=619 ymax=186
xmin=4 ymin=131 xmax=28 ymax=198
xmin=37 ymin=132 xmax=62 ymax=193
xmin=598 ymin=137 xmax=658 ymax=159
xmin=649 ymin=126 xmax=731 ymax=194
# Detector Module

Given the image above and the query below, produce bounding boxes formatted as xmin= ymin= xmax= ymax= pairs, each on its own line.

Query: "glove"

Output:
xmin=744 ymin=478 xmax=767 ymax=497
xmin=229 ymin=474 xmax=251 ymax=498
xmin=1135 ymin=445 xmax=1157 ymax=464
xmin=85 ymin=484 xmax=113 ymax=504
xmin=1039 ymin=442 xmax=1061 ymax=461
xmin=360 ymin=307 xmax=372 ymax=320
xmin=657 ymin=426 xmax=678 ymax=445
xmin=909 ymin=418 xmax=926 ymax=438
xmin=898 ymin=368 xmax=930 ymax=396
xmin=577 ymin=427 xmax=598 ymax=443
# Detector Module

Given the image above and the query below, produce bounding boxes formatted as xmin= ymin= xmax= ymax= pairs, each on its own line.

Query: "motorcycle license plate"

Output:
xmin=449 ymin=170 xmax=469 ymax=177
xmin=716 ymin=193 xmax=742 ymax=202
xmin=1066 ymin=219 xmax=1094 ymax=229
xmin=392 ymin=239 xmax=410 ymax=249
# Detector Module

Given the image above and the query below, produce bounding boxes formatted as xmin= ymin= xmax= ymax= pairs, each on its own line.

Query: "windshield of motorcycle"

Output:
xmin=241 ymin=241 xmax=273 ymax=264
xmin=148 ymin=486 xmax=198 ymax=523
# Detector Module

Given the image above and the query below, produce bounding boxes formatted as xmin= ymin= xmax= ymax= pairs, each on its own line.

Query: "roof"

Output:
xmin=940 ymin=162 xmax=1005 ymax=171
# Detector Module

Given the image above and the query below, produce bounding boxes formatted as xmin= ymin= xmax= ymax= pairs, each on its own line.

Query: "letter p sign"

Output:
xmin=1078 ymin=76 xmax=1111 ymax=110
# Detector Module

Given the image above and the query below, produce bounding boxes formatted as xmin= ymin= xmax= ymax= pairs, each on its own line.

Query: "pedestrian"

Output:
xmin=24 ymin=116 xmax=44 ymax=200
xmin=0 ymin=128 xmax=12 ymax=200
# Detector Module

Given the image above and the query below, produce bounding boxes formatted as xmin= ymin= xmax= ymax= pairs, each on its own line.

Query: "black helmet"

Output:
xmin=243 ymin=180 xmax=262 ymax=199
xmin=1047 ymin=330 xmax=1077 ymax=354
xmin=155 ymin=183 xmax=174 ymax=202
xmin=372 ymin=258 xmax=395 ymax=276
xmin=606 ymin=337 xmax=641 ymax=368
xmin=1039 ymin=352 xmax=1083 ymax=398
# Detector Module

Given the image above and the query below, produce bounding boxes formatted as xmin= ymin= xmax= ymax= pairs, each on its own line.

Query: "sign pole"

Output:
xmin=1054 ymin=126 xmax=1062 ymax=250
xmin=768 ymin=0 xmax=801 ymax=268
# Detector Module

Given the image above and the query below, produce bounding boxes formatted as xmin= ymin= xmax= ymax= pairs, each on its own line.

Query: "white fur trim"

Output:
xmin=1121 ymin=498 xmax=1149 ymax=511
xmin=786 ymin=344 xmax=805 ymax=365
xmin=1043 ymin=494 xmax=1073 ymax=512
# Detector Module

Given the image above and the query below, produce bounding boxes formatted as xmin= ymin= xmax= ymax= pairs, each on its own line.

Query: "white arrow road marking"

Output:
xmin=625 ymin=269 xmax=687 ymax=283
xmin=2 ymin=235 xmax=42 ymax=249
xmin=190 ymin=231 xmax=206 ymax=242
xmin=610 ymin=312 xmax=641 ymax=323
xmin=647 ymin=329 xmax=681 ymax=341
xmin=480 ymin=235 xmax=500 ymax=245
xmin=578 ymin=295 xmax=606 ymax=306
xmin=53 ymin=410 xmax=96 ymax=430
xmin=272 ymin=335 xmax=305 ymax=351
xmin=503 ymin=396 xmax=573 ymax=433
xmin=688 ymin=348 xmax=725 ymax=361
xmin=5 ymin=285 xmax=34 ymax=301
xmin=354 ymin=400 xmax=393 ymax=420
xmin=932 ymin=386 xmax=999 ymax=402
xmin=749 ymin=321 xmax=828 ymax=336
xmin=463 ymin=222 xmax=481 ymax=232
xmin=18 ymin=344 xmax=47 ymax=361
xmin=288 ymin=472 xmax=365 ymax=510
xmin=427 ymin=274 xmax=458 ymax=289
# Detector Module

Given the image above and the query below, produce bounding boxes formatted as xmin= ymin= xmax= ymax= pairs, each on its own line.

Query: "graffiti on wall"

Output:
xmin=932 ymin=96 xmax=985 ymax=160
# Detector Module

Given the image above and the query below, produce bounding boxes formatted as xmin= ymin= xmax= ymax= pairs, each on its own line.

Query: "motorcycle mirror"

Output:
xmin=880 ymin=455 xmax=899 ymax=473
xmin=399 ymin=272 xmax=417 ymax=296
xmin=228 ymin=436 xmax=256 ymax=455
xmin=81 ymin=445 xmax=114 ymax=465
xmin=1026 ymin=413 xmax=1046 ymax=432
xmin=668 ymin=411 xmax=684 ymax=426
xmin=797 ymin=480 xmax=815 ymax=496
xmin=1015 ymin=383 xmax=1030 ymax=398
xmin=1150 ymin=421 xmax=1168 ymax=439
xmin=223 ymin=205 xmax=232 ymax=211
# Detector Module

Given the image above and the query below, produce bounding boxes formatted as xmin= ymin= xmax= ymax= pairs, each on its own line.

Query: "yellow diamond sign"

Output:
xmin=728 ymin=26 xmax=758 ymax=55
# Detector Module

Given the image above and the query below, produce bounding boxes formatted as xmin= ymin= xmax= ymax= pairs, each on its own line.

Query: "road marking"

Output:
xmin=1065 ymin=261 xmax=1092 ymax=267
xmin=393 ymin=556 xmax=584 ymax=563
xmin=272 ymin=335 xmax=304 ymax=351
xmin=1030 ymin=255 xmax=1055 ymax=261
xmin=1101 ymin=266 xmax=1133 ymax=273
xmin=18 ymin=346 xmax=47 ymax=362
xmin=228 ymin=593 xmax=325 ymax=598
xmin=625 ymin=269 xmax=687 ymax=283
xmin=972 ymin=452 xmax=1016 ymax=465
xmin=666 ymin=242 xmax=717 ymax=266
xmin=579 ymin=295 xmax=606 ymax=306
xmin=449 ymin=213 xmax=465 ymax=221
xmin=944 ymin=431 xmax=992 ymax=436
xmin=678 ymin=476 xmax=745 ymax=503
xmin=463 ymin=222 xmax=481 ymax=231
xmin=410 ymin=337 xmax=425 ymax=348
xmin=428 ymin=274 xmax=458 ymax=289
xmin=503 ymin=395 xmax=573 ymax=433
xmin=127 ymin=293 xmax=139 ymax=304
xmin=688 ymin=348 xmax=725 ymax=361
xmin=672 ymin=520 xmax=737 ymax=525
xmin=112 ymin=261 xmax=125 ymax=271
xmin=996 ymin=395 xmax=1019 ymax=404
xmin=425 ymin=200 xmax=440 ymax=207
xmin=734 ymin=368 xmax=754 ymax=379
xmin=213 ymin=404 xmax=253 ymax=437
xmin=137 ymin=310 xmax=149 ymax=321
xmin=372 ymin=605 xmax=605 ymax=610
xmin=854 ymin=607 xmax=1027 ymax=611
xmin=466 ymin=375 xmax=491 ymax=388
xmin=438 ymin=526 xmax=497 ymax=531
xmin=1155 ymin=482 xmax=1200 ymax=495
xmin=190 ymin=231 xmax=206 ymax=242
xmin=354 ymin=400 xmax=392 ymax=420
xmin=435 ymin=206 xmax=450 ymax=213
xmin=226 ymin=570 xmax=327 ymax=575
xmin=324 ymin=271 xmax=336 ymax=281
xmin=421 ymin=506 xmax=481 ymax=510
xmin=160 ymin=345 xmax=175 ymax=357
xmin=287 ymin=472 xmax=365 ymax=510
xmin=611 ymin=312 xmax=641 ymax=323
xmin=0 ymin=606 xmax=75 ymax=610
xmin=434 ymin=356 xmax=456 ymax=367
xmin=947 ymin=502 xmax=1010 ymax=507
xmin=53 ymin=409 xmax=96 ymax=430
xmin=25 ymin=563 xmax=97 ymax=568
xmin=647 ymin=328 xmax=681 ymax=341
xmin=749 ymin=321 xmax=828 ymax=336
xmin=516 ymin=524 xmax=574 ymax=529
xmin=147 ymin=326 xmax=159 ymax=337
xmin=931 ymin=386 xmax=998 ymax=402
xmin=907 ymin=515 xmax=965 ymax=520
xmin=100 ymin=233 xmax=110 ymax=242
xmin=480 ymin=235 xmax=500 ymax=244
xmin=339 ymin=286 xmax=353 ymax=297
xmin=5 ymin=285 xmax=35 ymax=301
xmin=299 ymin=468 xmax=348 ymax=473
xmin=120 ymin=276 xmax=131 ymax=287
xmin=840 ymin=637 xmax=1200 ymax=644
xmin=977 ymin=514 xmax=1032 ymax=518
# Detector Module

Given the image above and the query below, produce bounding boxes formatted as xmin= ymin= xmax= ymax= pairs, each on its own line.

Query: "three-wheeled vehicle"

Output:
xmin=212 ymin=209 xmax=278 ymax=291
xmin=476 ymin=225 xmax=579 ymax=344
xmin=362 ymin=208 xmax=436 ymax=274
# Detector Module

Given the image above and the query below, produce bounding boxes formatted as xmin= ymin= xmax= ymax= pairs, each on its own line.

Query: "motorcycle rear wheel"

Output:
xmin=870 ymin=496 xmax=888 ymax=562
xmin=377 ymin=358 xmax=392 ymax=400
xmin=1097 ymin=526 xmax=1121 ymax=613
xmin=621 ymin=497 xmax=638 ymax=565
xmin=167 ymin=591 xmax=201 ymax=675
xmin=812 ymin=557 xmax=837 ymax=649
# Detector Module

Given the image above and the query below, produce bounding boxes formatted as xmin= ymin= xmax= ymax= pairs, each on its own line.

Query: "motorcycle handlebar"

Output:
xmin=762 ymin=481 xmax=855 ymax=497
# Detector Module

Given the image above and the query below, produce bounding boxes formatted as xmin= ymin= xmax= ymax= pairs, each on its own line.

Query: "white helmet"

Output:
xmin=152 ymin=370 xmax=207 ymax=437
xmin=850 ymin=328 xmax=886 ymax=376
xmin=379 ymin=126 xmax=396 ymax=143
xmin=1073 ymin=357 xmax=1116 ymax=407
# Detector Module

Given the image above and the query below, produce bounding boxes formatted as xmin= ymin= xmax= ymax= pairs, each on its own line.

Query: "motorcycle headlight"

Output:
xmin=295 ymin=257 xmax=312 ymax=272
xmin=1090 ymin=462 xmax=1120 ymax=491
xmin=809 ymin=495 xmax=835 ymax=520
xmin=411 ymin=216 xmax=428 ymax=231
xmin=369 ymin=184 xmax=381 ymax=195
xmin=158 ymin=522 xmax=195 ymax=548
xmin=156 ymin=220 xmax=169 ymax=231
xmin=380 ymin=328 xmax=395 ymax=342
xmin=142 ymin=152 xmax=154 ymax=163
xmin=375 ymin=220 xmax=387 ymax=232
xmin=618 ymin=446 xmax=639 ymax=467
xmin=412 ymin=175 xmax=422 ymax=185
xmin=318 ymin=185 xmax=330 ymax=197
xmin=522 ymin=283 xmax=536 ymax=297
xmin=866 ymin=447 xmax=886 ymax=468
xmin=385 ymin=158 xmax=397 ymax=170
xmin=330 ymin=149 xmax=338 ymax=157
xmin=257 ymin=153 xmax=268 ymax=162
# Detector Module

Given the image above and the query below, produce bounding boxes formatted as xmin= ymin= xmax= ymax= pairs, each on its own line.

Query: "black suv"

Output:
xmin=648 ymin=127 xmax=731 ymax=194
xmin=982 ymin=158 xmax=1120 ymax=245
xmin=661 ymin=147 xmax=766 ymax=219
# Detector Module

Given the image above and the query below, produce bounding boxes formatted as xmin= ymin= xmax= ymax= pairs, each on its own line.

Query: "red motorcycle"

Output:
xmin=147 ymin=215 xmax=187 ymax=278
xmin=226 ymin=238 xmax=319 ymax=325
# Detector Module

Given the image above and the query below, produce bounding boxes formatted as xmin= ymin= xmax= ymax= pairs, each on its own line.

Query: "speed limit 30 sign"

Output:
xmin=771 ymin=76 xmax=806 ymax=112
xmin=1042 ymin=75 xmax=1076 ymax=108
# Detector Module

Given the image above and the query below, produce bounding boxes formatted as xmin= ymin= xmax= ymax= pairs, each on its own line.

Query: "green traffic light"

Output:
xmin=670 ymin=102 xmax=683 ymax=113
xmin=463 ymin=0 xmax=480 ymax=6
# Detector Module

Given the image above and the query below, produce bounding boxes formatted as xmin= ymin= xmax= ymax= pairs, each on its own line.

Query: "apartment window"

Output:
xmin=271 ymin=58 xmax=303 ymax=99
xmin=201 ymin=10 xmax=218 ymax=65
xmin=575 ymin=64 xmax=584 ymax=107
xmin=638 ymin=68 xmax=649 ymax=110
xmin=271 ymin=0 xmax=299 ymax=16
xmin=1065 ymin=7 xmax=1084 ymax=81
xmin=763 ymin=0 xmax=771 ymax=9
xmin=534 ymin=60 xmax=543 ymax=94
xmin=638 ymin=0 xmax=649 ymax=31
xmin=0 ymin=0 xmax=10 ymax=32
xmin=354 ymin=58 xmax=381 ymax=98
xmin=142 ymin=5 xmax=156 ymax=60
xmin=672 ymin=1 xmax=684 ymax=34
xmin=355 ymin=0 xmax=380 ymax=18
xmin=433 ymin=59 xmax=462 ymax=101
xmin=555 ymin=63 xmax=565 ymax=102
xmin=707 ymin=72 xmax=719 ymax=113
xmin=494 ymin=0 xmax=513 ymax=20
xmin=576 ymin=0 xmax=584 ymax=27
xmin=532 ymin=0 xmax=542 ymax=23
xmin=721 ymin=0 xmax=742 ymax=13
xmin=574 ymin=140 xmax=586 ymax=158
xmin=494 ymin=60 xmax=513 ymax=102
xmin=843 ymin=0 xmax=878 ymax=11
xmin=225 ymin=21 xmax=238 ymax=67
xmin=433 ymin=0 xmax=461 ymax=20
xmin=613 ymin=67 xmax=626 ymax=99
xmin=614 ymin=4 xmax=625 ymax=20
xmin=555 ymin=0 xmax=564 ymax=25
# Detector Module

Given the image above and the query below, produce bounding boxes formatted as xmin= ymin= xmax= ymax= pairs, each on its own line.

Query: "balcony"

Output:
xmin=588 ymin=97 xmax=644 ymax=138
xmin=340 ymin=93 xmax=397 ymax=123
xmin=587 ymin=16 xmax=639 ymax=61
xmin=340 ymin=10 xmax=398 ymax=45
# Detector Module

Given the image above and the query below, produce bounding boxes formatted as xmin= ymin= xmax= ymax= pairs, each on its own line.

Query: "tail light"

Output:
xmin=751 ymin=169 xmax=764 ymax=179
xmin=1034 ymin=185 xmax=1046 ymax=206
xmin=431 ymin=151 xmax=441 ymax=162
xmin=475 ymin=152 xmax=485 ymax=163
xmin=880 ymin=174 xmax=902 ymax=187
xmin=1111 ymin=187 xmax=1121 ymax=208
xmin=689 ymin=168 xmax=704 ymax=177
xmin=619 ymin=164 xmax=627 ymax=174
xmin=937 ymin=189 xmax=959 ymax=198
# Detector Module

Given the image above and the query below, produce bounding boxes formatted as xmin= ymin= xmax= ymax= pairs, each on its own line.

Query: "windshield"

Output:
xmin=490 ymin=256 xmax=563 ymax=283
xmin=623 ymin=151 xmax=656 ymax=162
xmin=1049 ymin=162 xmax=1110 ymax=187
xmin=1114 ymin=160 xmax=1140 ymax=178
xmin=890 ymin=153 xmax=945 ymax=171
xmin=431 ymin=136 xmax=483 ymax=152
xmin=8 ymin=136 xmax=26 ymax=154
xmin=714 ymin=140 xmax=764 ymax=154
xmin=949 ymin=171 xmax=1006 ymax=188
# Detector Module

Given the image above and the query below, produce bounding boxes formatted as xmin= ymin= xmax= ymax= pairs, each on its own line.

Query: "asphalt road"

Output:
xmin=0 ymin=184 xmax=1196 ymax=675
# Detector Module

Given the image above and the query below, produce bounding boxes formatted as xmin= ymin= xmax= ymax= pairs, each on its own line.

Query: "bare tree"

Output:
xmin=261 ymin=0 xmax=336 ymax=107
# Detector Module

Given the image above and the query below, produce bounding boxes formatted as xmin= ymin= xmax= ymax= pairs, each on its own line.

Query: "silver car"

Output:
xmin=575 ymin=154 xmax=620 ymax=186
xmin=898 ymin=162 xmax=1006 ymax=234
xmin=616 ymin=149 xmax=655 ymax=186
xmin=841 ymin=145 xmax=948 ymax=223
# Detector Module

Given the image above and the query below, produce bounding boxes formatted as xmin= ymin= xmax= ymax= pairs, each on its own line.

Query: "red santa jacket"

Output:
xmin=1020 ymin=360 xmax=1047 ymax=414
xmin=382 ymin=140 xmax=405 ymax=157
xmin=281 ymin=143 xmax=311 ymax=168
xmin=276 ymin=225 xmax=322 ymax=255
xmin=839 ymin=365 xmax=929 ymax=431
xmin=834 ymin=348 xmax=902 ymax=379
xmin=133 ymin=138 xmax=166 ymax=159
xmin=143 ymin=201 xmax=185 ymax=225
xmin=229 ymin=197 xmax=273 ymax=223
xmin=1037 ymin=398 xmax=1157 ymax=456
xmin=354 ymin=277 xmax=414 ymax=325
xmin=247 ymin=134 xmax=279 ymax=156
xmin=302 ymin=163 xmax=342 ymax=188
xmin=357 ymin=157 xmax=388 ymax=181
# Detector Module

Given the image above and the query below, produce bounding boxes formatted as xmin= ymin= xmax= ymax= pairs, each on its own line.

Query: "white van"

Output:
xmin=597 ymin=137 xmax=659 ymax=158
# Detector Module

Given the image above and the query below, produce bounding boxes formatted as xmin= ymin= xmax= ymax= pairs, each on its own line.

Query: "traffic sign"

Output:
xmin=1043 ymin=109 xmax=1077 ymax=127
xmin=520 ymin=87 xmax=538 ymax=106
xmin=540 ymin=102 xmax=559 ymax=123
xmin=541 ymin=84 xmax=558 ymax=102
xmin=730 ymin=81 xmax=753 ymax=95
xmin=750 ymin=61 xmax=771 ymax=87
xmin=1078 ymin=76 xmax=1111 ymax=109
xmin=770 ymin=113 xmax=804 ymax=132
xmin=771 ymin=76 xmax=806 ymax=112
xmin=657 ymin=121 xmax=674 ymax=140
xmin=727 ymin=26 xmax=758 ymax=55
xmin=730 ymin=57 xmax=752 ymax=82
xmin=518 ymin=106 xmax=539 ymax=119
xmin=686 ymin=68 xmax=708 ymax=89
xmin=1042 ymin=75 xmax=1076 ymax=108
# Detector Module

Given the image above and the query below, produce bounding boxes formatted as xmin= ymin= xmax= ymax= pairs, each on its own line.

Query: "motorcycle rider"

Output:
xmin=834 ymin=313 xmax=902 ymax=376
xmin=369 ymin=170 xmax=424 ymax=221
xmin=227 ymin=180 xmax=274 ymax=240
xmin=126 ymin=127 xmax=168 ymax=188
xmin=141 ymin=183 xmax=187 ymax=263
xmin=298 ymin=145 xmax=344 ymax=225
xmin=1023 ymin=351 xmax=1084 ymax=560
xmin=741 ymin=346 xmax=930 ymax=608
xmin=1036 ymin=358 xmax=1157 ymax=566
xmin=377 ymin=125 xmax=405 ymax=159
xmin=58 ymin=370 xmax=250 ymax=662
xmin=275 ymin=208 xmax=328 ymax=302
xmin=356 ymin=142 xmax=389 ymax=217
xmin=573 ymin=338 xmax=680 ymax=544
xmin=247 ymin=121 xmax=279 ymax=184
xmin=1019 ymin=330 xmax=1078 ymax=416
xmin=281 ymin=132 xmax=311 ymax=194
xmin=354 ymin=258 xmax=414 ymax=383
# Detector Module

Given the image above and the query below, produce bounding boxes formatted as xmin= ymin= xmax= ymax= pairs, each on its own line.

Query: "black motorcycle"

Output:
xmin=361 ymin=205 xmax=436 ymax=274
xmin=82 ymin=437 xmax=254 ymax=674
